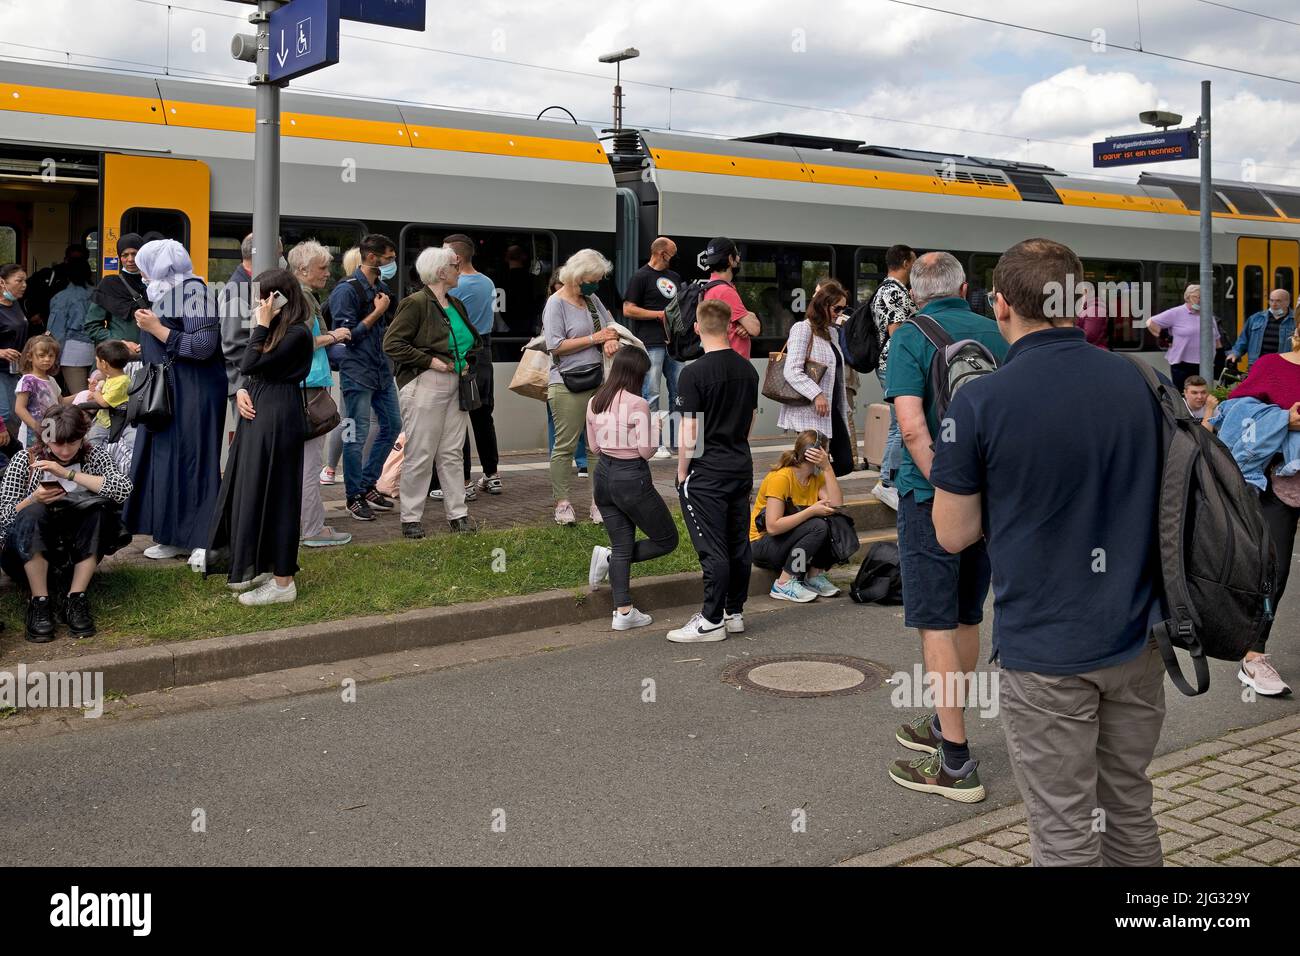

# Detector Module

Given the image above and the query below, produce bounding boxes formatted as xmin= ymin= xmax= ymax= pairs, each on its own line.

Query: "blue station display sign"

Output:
xmin=339 ymin=0 xmax=426 ymax=30
xmin=268 ymin=0 xmax=341 ymax=83
xmin=1093 ymin=129 xmax=1199 ymax=168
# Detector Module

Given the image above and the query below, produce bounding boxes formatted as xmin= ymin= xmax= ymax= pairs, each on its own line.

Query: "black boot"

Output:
xmin=64 ymin=591 xmax=96 ymax=638
xmin=25 ymin=596 xmax=56 ymax=643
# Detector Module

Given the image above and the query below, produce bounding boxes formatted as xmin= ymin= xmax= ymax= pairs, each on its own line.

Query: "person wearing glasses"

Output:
xmin=777 ymin=280 xmax=852 ymax=461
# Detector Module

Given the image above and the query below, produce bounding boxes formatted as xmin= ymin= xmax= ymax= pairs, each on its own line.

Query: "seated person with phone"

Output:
xmin=750 ymin=429 xmax=845 ymax=604
xmin=0 ymin=406 xmax=133 ymax=643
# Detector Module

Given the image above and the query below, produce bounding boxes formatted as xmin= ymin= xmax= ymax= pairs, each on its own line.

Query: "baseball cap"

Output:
xmin=703 ymin=237 xmax=739 ymax=267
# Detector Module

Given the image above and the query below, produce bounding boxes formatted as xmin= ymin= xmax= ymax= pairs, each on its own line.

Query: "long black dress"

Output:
xmin=206 ymin=322 xmax=313 ymax=583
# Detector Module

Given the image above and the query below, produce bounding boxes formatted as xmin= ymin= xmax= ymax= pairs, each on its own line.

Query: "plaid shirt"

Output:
xmin=0 ymin=446 xmax=132 ymax=551
xmin=870 ymin=277 xmax=917 ymax=377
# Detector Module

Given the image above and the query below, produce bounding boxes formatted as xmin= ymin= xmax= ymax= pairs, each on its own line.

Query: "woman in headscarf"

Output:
xmin=122 ymin=239 xmax=226 ymax=564
xmin=85 ymin=233 xmax=146 ymax=359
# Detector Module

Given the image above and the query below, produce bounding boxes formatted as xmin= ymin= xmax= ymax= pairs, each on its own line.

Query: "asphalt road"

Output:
xmin=2 ymin=588 xmax=1298 ymax=866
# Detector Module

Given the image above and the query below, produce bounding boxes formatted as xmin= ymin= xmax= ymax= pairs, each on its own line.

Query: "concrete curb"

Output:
xmin=836 ymin=711 xmax=1300 ymax=867
xmin=25 ymin=498 xmax=899 ymax=697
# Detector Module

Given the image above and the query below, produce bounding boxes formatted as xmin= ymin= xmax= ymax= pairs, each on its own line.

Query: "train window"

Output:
xmin=400 ymin=224 xmax=557 ymax=361
xmin=0 ymin=225 xmax=16 ymax=265
xmin=968 ymin=253 xmax=999 ymax=318
xmin=732 ymin=241 xmax=833 ymax=351
xmin=853 ymin=247 xmax=886 ymax=304
xmin=1156 ymin=263 xmax=1231 ymax=343
xmin=1075 ymin=259 xmax=1143 ymax=351
xmin=121 ymin=208 xmax=190 ymax=247
xmin=208 ymin=216 xmax=365 ymax=293
xmin=1243 ymin=265 xmax=1265 ymax=320
xmin=1275 ymin=266 xmax=1294 ymax=298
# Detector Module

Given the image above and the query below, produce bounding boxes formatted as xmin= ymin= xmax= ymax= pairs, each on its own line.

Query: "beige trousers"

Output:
xmin=398 ymin=369 xmax=469 ymax=524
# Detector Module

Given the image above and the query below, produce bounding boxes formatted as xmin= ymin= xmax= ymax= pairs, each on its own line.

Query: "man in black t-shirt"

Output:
xmin=669 ymin=298 xmax=759 ymax=643
xmin=622 ymin=237 xmax=682 ymax=458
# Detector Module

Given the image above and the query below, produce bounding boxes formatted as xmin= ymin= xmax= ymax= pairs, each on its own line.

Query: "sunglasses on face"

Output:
xmin=832 ymin=305 xmax=849 ymax=315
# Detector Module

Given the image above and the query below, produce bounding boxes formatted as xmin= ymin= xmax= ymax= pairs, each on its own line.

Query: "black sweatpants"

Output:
xmin=678 ymin=469 xmax=752 ymax=624
xmin=751 ymin=518 xmax=836 ymax=576
xmin=593 ymin=455 xmax=679 ymax=607
xmin=1259 ymin=485 xmax=1299 ymax=653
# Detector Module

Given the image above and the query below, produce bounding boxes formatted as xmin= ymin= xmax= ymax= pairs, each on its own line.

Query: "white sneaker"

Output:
xmin=589 ymin=545 xmax=612 ymax=589
xmin=871 ymin=482 xmax=899 ymax=510
xmin=667 ymin=613 xmax=726 ymax=643
xmin=724 ymin=612 xmax=745 ymax=634
xmin=318 ymin=467 xmax=337 ymax=485
xmin=590 ymin=503 xmax=603 ymax=525
xmin=238 ymin=578 xmax=297 ymax=606
xmin=429 ymin=488 xmax=444 ymax=501
xmin=1239 ymin=654 xmax=1292 ymax=696
xmin=653 ymin=446 xmax=673 ymax=460
xmin=612 ymin=607 xmax=653 ymax=631
xmin=143 ymin=543 xmax=187 ymax=560
xmin=228 ymin=572 xmax=272 ymax=593
xmin=187 ymin=548 xmax=206 ymax=572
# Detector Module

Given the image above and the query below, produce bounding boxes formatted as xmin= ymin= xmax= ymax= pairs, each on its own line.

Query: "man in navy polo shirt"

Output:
xmin=931 ymin=238 xmax=1166 ymax=866
xmin=884 ymin=252 xmax=1007 ymax=804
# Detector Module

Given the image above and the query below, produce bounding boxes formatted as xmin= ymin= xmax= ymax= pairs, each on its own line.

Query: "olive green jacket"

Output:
xmin=383 ymin=288 xmax=482 ymax=391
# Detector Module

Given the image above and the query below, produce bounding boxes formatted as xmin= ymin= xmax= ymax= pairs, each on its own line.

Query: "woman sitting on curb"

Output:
xmin=0 ymin=405 xmax=132 ymax=642
xmin=586 ymin=347 xmax=678 ymax=630
xmin=750 ymin=429 xmax=844 ymax=603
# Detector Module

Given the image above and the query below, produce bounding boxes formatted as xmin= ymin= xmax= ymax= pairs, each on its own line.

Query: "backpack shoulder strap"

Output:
xmin=905 ymin=312 xmax=954 ymax=352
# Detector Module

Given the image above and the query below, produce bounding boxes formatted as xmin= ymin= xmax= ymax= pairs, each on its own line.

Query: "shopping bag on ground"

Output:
xmin=376 ymin=432 xmax=405 ymax=498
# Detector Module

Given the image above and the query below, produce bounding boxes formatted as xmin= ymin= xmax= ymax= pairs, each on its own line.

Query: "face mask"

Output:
xmin=379 ymin=261 xmax=397 ymax=281
xmin=731 ymin=262 xmax=742 ymax=279
xmin=580 ymin=281 xmax=600 ymax=295
xmin=1188 ymin=302 xmax=1199 ymax=312
xmin=1 ymin=291 xmax=13 ymax=303
xmin=1271 ymin=307 xmax=1287 ymax=318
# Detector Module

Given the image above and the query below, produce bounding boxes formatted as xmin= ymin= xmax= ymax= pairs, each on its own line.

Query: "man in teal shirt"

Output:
xmin=883 ymin=251 xmax=1009 ymax=803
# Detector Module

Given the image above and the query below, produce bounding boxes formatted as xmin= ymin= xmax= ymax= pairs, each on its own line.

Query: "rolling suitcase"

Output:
xmin=863 ymin=402 xmax=890 ymax=469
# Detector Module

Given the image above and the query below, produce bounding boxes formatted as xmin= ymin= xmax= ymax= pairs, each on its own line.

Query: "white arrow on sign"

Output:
xmin=276 ymin=30 xmax=289 ymax=69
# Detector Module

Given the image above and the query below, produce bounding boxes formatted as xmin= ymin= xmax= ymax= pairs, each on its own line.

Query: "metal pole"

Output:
xmin=614 ymin=61 xmax=622 ymax=132
xmin=251 ymin=0 xmax=283 ymax=277
xmin=1198 ymin=79 xmax=1213 ymax=382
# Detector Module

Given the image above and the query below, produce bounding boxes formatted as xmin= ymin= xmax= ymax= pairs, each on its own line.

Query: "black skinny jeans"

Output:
xmin=751 ymin=517 xmax=836 ymax=577
xmin=593 ymin=455 xmax=678 ymax=608
xmin=1260 ymin=484 xmax=1299 ymax=653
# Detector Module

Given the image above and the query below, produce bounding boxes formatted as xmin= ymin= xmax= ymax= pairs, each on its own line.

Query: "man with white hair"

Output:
xmin=883 ymin=251 xmax=1008 ymax=803
xmin=1227 ymin=288 xmax=1294 ymax=368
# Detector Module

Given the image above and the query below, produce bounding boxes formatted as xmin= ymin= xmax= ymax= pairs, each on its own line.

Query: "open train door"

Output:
xmin=99 ymin=153 xmax=209 ymax=278
xmin=1237 ymin=236 xmax=1299 ymax=333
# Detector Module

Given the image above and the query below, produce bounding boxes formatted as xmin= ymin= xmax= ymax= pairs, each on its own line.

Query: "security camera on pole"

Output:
xmin=229 ymin=0 xmax=425 ymax=275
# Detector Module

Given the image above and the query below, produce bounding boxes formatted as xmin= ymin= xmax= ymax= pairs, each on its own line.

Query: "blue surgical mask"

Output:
xmin=1188 ymin=302 xmax=1199 ymax=312
xmin=1 ymin=290 xmax=13 ymax=303
xmin=379 ymin=261 xmax=397 ymax=281
xmin=1271 ymin=306 xmax=1287 ymax=318
xmin=580 ymin=281 xmax=600 ymax=295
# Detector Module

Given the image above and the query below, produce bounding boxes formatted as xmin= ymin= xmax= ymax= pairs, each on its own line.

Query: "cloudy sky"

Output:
xmin=2 ymin=0 xmax=1298 ymax=185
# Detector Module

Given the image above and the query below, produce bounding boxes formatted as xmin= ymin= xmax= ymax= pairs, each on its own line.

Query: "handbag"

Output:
xmin=762 ymin=328 xmax=828 ymax=405
xmin=125 ymin=361 xmax=173 ymax=430
xmin=509 ymin=337 xmax=551 ymax=402
xmin=302 ymin=386 xmax=340 ymax=441
xmin=557 ymin=296 xmax=606 ymax=393
xmin=451 ymin=324 xmax=482 ymax=412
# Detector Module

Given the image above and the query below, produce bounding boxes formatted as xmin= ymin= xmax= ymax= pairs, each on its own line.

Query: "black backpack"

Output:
xmin=904 ymin=312 xmax=999 ymax=425
xmin=850 ymin=541 xmax=904 ymax=605
xmin=1126 ymin=357 xmax=1275 ymax=696
xmin=664 ymin=278 xmax=726 ymax=362
xmin=845 ymin=299 xmax=883 ymax=373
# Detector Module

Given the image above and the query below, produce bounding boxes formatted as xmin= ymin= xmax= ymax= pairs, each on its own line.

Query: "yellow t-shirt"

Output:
xmin=95 ymin=374 xmax=130 ymax=429
xmin=750 ymin=466 xmax=826 ymax=541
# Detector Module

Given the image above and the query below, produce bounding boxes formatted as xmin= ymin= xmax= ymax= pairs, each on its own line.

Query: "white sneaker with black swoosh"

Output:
xmin=666 ymin=613 xmax=726 ymax=643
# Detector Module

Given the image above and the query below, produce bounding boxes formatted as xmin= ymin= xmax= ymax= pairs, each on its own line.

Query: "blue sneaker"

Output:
xmin=804 ymin=573 xmax=841 ymax=597
xmin=770 ymin=578 xmax=817 ymax=603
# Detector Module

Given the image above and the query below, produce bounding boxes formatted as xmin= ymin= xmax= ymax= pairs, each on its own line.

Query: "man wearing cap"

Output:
xmin=701 ymin=238 xmax=761 ymax=359
xmin=86 ymin=233 xmax=147 ymax=356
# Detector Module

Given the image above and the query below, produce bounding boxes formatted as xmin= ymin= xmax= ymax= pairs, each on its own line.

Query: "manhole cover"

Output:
xmin=721 ymin=654 xmax=889 ymax=698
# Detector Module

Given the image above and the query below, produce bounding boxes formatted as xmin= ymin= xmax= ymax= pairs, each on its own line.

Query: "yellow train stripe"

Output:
xmin=407 ymin=125 xmax=608 ymax=164
xmin=0 ymin=83 xmax=163 ymax=125
xmin=651 ymin=148 xmax=812 ymax=182
xmin=283 ymin=111 xmax=411 ymax=147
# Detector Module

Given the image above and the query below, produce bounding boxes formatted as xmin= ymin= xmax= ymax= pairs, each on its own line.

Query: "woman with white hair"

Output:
xmin=543 ymin=248 xmax=619 ymax=526
xmin=1148 ymin=284 xmax=1220 ymax=391
xmin=290 ymin=240 xmax=351 ymax=548
xmin=123 ymin=238 xmax=226 ymax=564
xmin=382 ymin=245 xmax=481 ymax=536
